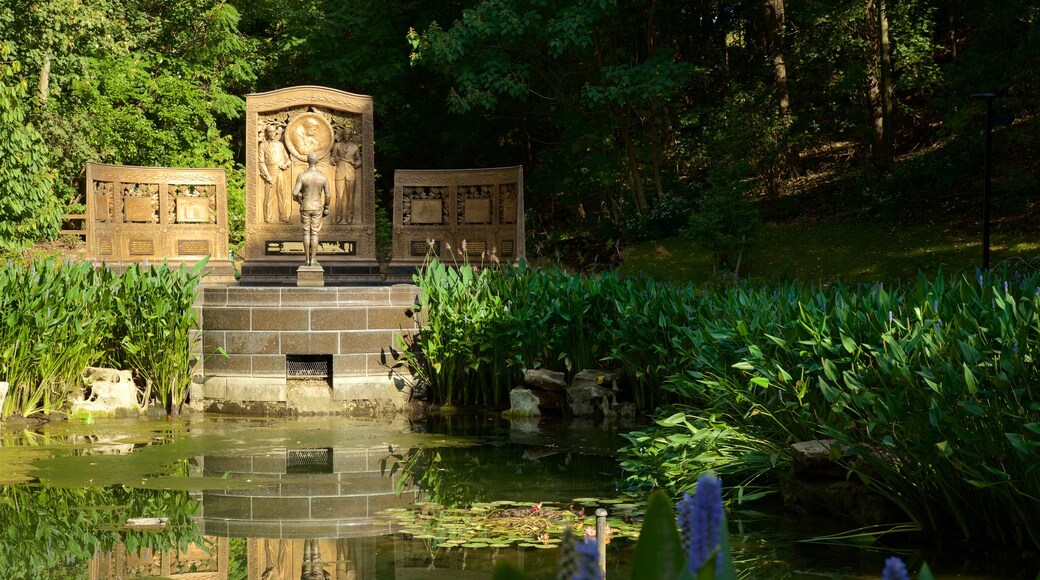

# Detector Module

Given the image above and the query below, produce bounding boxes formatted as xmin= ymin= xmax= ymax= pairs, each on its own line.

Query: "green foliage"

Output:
xmin=0 ymin=483 xmax=202 ymax=578
xmin=0 ymin=0 xmax=251 ymax=214
xmin=618 ymin=411 xmax=786 ymax=501
xmin=0 ymin=259 xmax=203 ymax=419
xmin=621 ymin=269 xmax=1040 ymax=547
xmin=0 ymin=259 xmax=114 ymax=418
xmin=411 ymin=260 xmax=1040 ymax=546
xmin=0 ymin=46 xmax=61 ymax=250
xmin=375 ymin=195 xmax=393 ymax=261
xmin=105 ymin=261 xmax=205 ymax=414
xmin=400 ymin=251 xmax=505 ymax=406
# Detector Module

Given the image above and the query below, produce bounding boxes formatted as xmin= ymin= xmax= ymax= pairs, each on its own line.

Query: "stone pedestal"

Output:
xmin=297 ymin=265 xmax=324 ymax=287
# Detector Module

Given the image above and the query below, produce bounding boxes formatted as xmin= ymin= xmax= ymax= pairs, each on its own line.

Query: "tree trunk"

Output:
xmin=37 ymin=54 xmax=51 ymax=105
xmin=865 ymin=0 xmax=894 ymax=168
xmin=619 ymin=110 xmax=648 ymax=213
xmin=878 ymin=0 xmax=894 ymax=166
xmin=762 ymin=0 xmax=792 ymax=119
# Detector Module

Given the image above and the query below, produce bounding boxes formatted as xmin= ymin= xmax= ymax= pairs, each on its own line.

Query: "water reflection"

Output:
xmin=3 ymin=415 xmax=1036 ymax=579
xmin=0 ymin=414 xmax=627 ymax=578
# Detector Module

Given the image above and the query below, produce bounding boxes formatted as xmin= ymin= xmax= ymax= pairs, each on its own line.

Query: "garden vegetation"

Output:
xmin=403 ymin=256 xmax=1040 ymax=548
xmin=0 ymin=259 xmax=203 ymax=419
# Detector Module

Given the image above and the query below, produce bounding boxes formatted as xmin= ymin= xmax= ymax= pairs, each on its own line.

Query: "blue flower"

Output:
xmin=881 ymin=556 xmax=911 ymax=580
xmin=558 ymin=532 xmax=603 ymax=580
xmin=676 ymin=473 xmax=724 ymax=575
xmin=572 ymin=539 xmax=603 ymax=580
xmin=888 ymin=310 xmax=893 ymax=323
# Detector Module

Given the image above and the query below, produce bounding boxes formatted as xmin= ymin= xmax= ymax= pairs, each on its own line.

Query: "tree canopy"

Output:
xmin=1 ymin=0 xmax=1036 ymax=260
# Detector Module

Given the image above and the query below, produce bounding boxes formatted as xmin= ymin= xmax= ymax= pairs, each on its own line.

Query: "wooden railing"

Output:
xmin=61 ymin=213 xmax=87 ymax=238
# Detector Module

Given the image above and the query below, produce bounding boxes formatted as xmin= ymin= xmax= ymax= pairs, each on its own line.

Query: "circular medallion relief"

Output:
xmin=285 ymin=112 xmax=334 ymax=161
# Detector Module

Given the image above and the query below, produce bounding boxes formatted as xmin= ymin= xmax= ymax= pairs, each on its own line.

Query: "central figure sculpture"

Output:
xmin=292 ymin=153 xmax=330 ymax=267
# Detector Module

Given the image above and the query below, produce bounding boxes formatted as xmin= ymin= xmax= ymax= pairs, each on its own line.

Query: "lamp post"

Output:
xmin=970 ymin=92 xmax=996 ymax=270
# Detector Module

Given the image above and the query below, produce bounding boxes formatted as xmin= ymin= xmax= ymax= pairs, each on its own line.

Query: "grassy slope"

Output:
xmin=619 ymin=219 xmax=1040 ymax=284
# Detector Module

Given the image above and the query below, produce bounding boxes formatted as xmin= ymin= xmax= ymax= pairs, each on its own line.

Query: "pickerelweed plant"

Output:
xmin=408 ymin=258 xmax=1040 ymax=547
xmin=0 ymin=259 xmax=204 ymax=419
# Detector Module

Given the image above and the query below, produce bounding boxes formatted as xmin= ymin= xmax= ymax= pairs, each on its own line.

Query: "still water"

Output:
xmin=0 ymin=413 xmax=1035 ymax=579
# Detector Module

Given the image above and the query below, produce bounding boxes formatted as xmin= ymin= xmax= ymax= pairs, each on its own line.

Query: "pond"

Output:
xmin=0 ymin=413 xmax=1035 ymax=579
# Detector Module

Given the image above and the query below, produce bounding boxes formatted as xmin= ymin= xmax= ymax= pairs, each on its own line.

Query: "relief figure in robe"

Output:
xmin=259 ymin=124 xmax=292 ymax=223
xmin=331 ymin=126 xmax=361 ymax=224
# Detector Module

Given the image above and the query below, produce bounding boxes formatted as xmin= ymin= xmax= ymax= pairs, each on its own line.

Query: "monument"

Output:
xmin=239 ymin=86 xmax=378 ymax=285
xmin=84 ymin=162 xmax=234 ymax=280
xmin=392 ymin=166 xmax=525 ymax=265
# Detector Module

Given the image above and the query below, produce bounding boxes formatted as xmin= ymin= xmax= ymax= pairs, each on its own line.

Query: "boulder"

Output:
xmin=509 ymin=388 xmax=542 ymax=417
xmin=567 ymin=383 xmax=615 ymax=417
xmin=72 ymin=367 xmax=141 ymax=417
xmin=571 ymin=369 xmax=623 ymax=392
xmin=523 ymin=369 xmax=567 ymax=391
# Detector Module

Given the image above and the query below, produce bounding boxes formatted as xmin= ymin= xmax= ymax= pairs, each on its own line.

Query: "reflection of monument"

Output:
xmin=193 ymin=445 xmax=417 ymax=579
xmin=89 ymin=537 xmax=229 ymax=580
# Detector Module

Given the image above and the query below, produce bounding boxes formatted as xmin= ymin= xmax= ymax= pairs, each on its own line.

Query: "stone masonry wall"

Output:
xmin=192 ymin=285 xmax=418 ymax=408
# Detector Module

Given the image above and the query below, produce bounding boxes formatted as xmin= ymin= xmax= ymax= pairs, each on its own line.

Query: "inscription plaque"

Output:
xmin=177 ymin=239 xmax=211 ymax=255
xmin=128 ymin=239 xmax=155 ymax=256
xmin=411 ymin=199 xmax=443 ymax=224
xmin=501 ymin=196 xmax=517 ymax=223
xmin=465 ymin=241 xmax=488 ymax=254
xmin=266 ymin=240 xmax=357 ymax=256
xmin=410 ymin=240 xmax=440 ymax=256
xmin=501 ymin=240 xmax=515 ymax=256
xmin=99 ymin=239 xmax=113 ymax=256
xmin=176 ymin=198 xmax=212 ymax=223
xmin=464 ymin=198 xmax=492 ymax=224
xmin=124 ymin=197 xmax=156 ymax=223
xmin=94 ymin=194 xmax=111 ymax=222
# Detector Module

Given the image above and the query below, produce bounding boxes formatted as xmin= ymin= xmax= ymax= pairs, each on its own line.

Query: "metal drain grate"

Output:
xmin=286 ymin=447 xmax=333 ymax=474
xmin=286 ymin=354 xmax=332 ymax=379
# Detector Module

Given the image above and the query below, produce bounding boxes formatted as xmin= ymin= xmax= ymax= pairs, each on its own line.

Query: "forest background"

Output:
xmin=0 ymin=0 xmax=1037 ymax=275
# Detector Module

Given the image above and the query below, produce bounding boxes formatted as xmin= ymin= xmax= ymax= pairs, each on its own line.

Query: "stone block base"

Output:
xmin=297 ymin=265 xmax=324 ymax=287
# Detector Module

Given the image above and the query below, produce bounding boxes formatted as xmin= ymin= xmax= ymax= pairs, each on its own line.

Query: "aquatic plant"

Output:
xmin=617 ymin=409 xmax=786 ymax=501
xmin=0 ymin=259 xmax=203 ymax=418
xmin=880 ymin=556 xmax=935 ymax=580
xmin=491 ymin=474 xmax=736 ymax=579
xmin=676 ymin=473 xmax=724 ymax=576
xmin=105 ymin=261 xmax=204 ymax=415
xmin=412 ymin=260 xmax=1040 ymax=547
xmin=0 ymin=259 xmax=115 ymax=418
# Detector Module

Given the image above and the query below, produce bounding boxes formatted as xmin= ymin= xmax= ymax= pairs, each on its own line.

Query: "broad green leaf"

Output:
xmin=631 ymin=490 xmax=686 ymax=580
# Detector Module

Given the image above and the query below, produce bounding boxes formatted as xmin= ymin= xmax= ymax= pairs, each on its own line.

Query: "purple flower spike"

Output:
xmin=881 ymin=556 xmax=911 ymax=580
xmin=676 ymin=473 xmax=724 ymax=575
xmin=572 ymin=539 xmax=603 ymax=580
